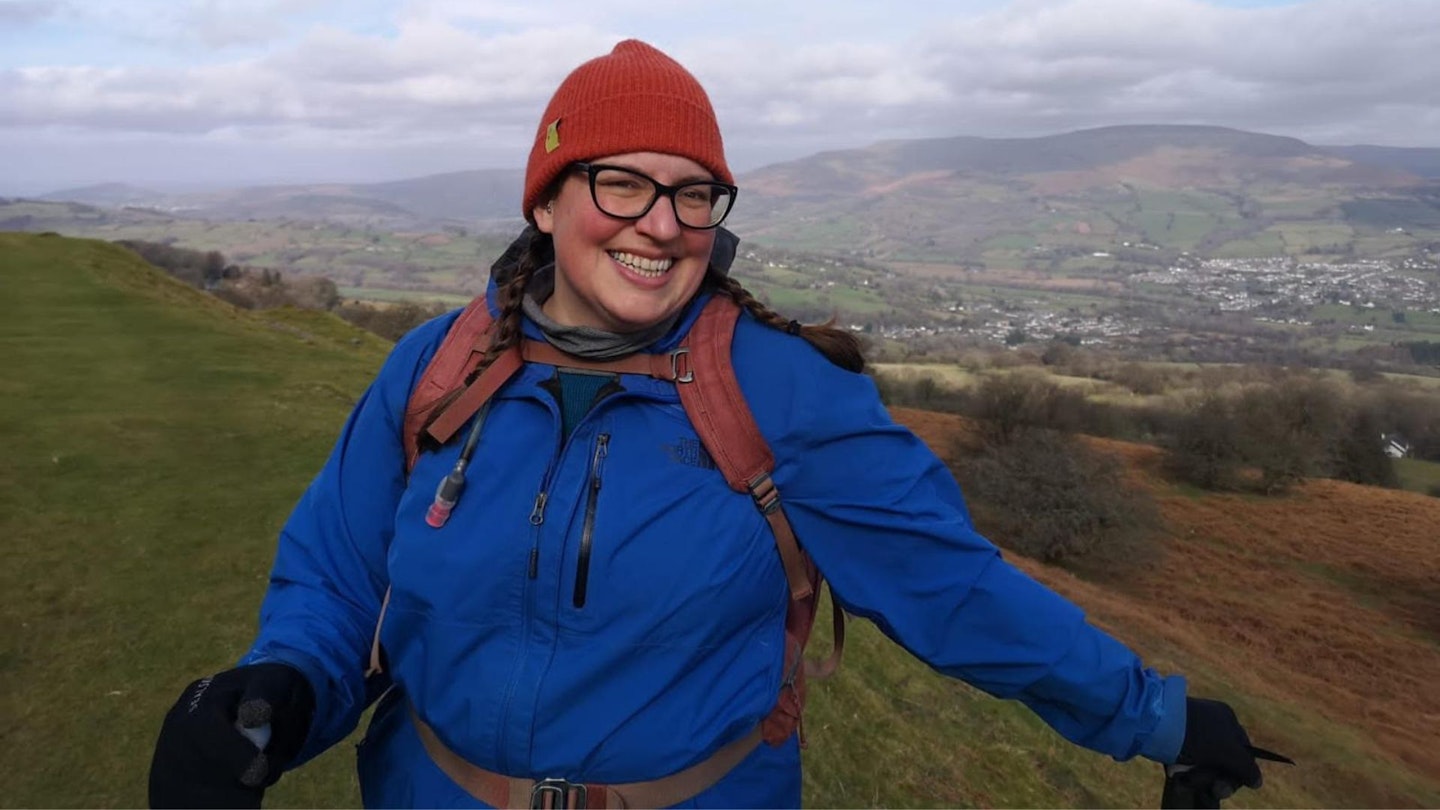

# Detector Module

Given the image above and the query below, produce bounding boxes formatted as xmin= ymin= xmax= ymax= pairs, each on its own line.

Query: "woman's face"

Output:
xmin=533 ymin=151 xmax=718 ymax=333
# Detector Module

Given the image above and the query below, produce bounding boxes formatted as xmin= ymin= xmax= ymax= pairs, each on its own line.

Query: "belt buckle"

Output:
xmin=531 ymin=777 xmax=587 ymax=809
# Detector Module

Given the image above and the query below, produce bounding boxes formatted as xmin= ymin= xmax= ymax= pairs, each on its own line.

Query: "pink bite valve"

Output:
xmin=426 ymin=498 xmax=455 ymax=528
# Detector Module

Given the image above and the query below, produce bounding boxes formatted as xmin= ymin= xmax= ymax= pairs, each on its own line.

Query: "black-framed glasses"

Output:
xmin=573 ymin=162 xmax=737 ymax=229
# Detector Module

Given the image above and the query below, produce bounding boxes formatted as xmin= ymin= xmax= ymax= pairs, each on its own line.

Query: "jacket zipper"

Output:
xmin=572 ymin=433 xmax=609 ymax=608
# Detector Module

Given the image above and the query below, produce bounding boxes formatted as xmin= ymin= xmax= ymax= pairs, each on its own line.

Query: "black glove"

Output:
xmin=149 ymin=662 xmax=316 ymax=809
xmin=1169 ymin=697 xmax=1264 ymax=805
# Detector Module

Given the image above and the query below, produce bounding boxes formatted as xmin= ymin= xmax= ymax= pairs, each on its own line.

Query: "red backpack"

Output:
xmin=369 ymin=294 xmax=843 ymax=748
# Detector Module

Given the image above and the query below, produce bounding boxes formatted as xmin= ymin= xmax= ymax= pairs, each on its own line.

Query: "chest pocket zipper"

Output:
xmin=572 ymin=433 xmax=610 ymax=608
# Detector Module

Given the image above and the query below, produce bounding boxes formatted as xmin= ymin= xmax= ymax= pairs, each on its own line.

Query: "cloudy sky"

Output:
xmin=2 ymin=0 xmax=1437 ymax=194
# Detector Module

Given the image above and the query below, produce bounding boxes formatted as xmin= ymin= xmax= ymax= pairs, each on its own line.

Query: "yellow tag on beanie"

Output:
xmin=545 ymin=119 xmax=561 ymax=154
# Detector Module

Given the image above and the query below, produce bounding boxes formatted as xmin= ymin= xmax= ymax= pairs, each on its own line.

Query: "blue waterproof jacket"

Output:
xmin=241 ymin=240 xmax=1187 ymax=808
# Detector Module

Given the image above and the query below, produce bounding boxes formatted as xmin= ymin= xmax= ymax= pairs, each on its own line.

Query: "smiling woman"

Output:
xmin=148 ymin=37 xmax=1276 ymax=810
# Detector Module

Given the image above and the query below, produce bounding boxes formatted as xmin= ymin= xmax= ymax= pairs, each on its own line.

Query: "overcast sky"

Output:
xmin=2 ymin=0 xmax=1437 ymax=195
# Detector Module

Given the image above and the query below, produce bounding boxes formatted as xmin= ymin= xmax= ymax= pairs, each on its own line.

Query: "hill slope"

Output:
xmin=729 ymin=125 xmax=1440 ymax=262
xmin=1 ymin=234 xmax=1437 ymax=807
xmin=0 ymin=233 xmax=391 ymax=806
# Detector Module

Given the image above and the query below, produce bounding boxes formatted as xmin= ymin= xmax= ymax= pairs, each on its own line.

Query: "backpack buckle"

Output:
xmin=748 ymin=472 xmax=781 ymax=515
xmin=531 ymin=778 xmax=587 ymax=809
xmin=669 ymin=347 xmax=694 ymax=383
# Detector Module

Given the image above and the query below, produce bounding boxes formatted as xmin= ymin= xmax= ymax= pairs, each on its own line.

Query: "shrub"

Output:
xmin=1163 ymin=392 xmax=1244 ymax=490
xmin=961 ymin=371 xmax=1089 ymax=444
xmin=1331 ymin=407 xmax=1399 ymax=488
xmin=334 ymin=301 xmax=449 ymax=342
xmin=1109 ymin=362 xmax=1169 ymax=396
xmin=1232 ymin=376 xmax=1347 ymax=493
xmin=1164 ymin=375 xmax=1402 ymax=493
xmin=949 ymin=428 xmax=1161 ymax=568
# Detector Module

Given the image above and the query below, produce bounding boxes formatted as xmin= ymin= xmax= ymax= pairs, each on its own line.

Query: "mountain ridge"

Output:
xmin=33 ymin=124 xmax=1439 ymax=213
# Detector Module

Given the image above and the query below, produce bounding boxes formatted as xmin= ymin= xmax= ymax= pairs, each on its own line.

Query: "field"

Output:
xmin=1 ymin=233 xmax=390 ymax=806
xmin=3 ymin=233 xmax=1438 ymax=808
xmin=1396 ymin=457 xmax=1440 ymax=494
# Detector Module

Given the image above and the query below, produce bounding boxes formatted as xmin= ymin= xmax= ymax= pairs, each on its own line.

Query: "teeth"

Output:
xmin=609 ymin=251 xmax=673 ymax=278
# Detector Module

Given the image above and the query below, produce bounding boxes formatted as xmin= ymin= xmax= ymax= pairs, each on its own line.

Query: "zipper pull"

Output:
xmin=527 ymin=491 xmax=548 ymax=581
xmin=591 ymin=434 xmax=610 ymax=489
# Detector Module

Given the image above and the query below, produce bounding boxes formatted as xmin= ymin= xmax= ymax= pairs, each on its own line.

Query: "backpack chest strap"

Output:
xmin=521 ymin=340 xmax=689 ymax=382
xmin=424 ymin=340 xmax=689 ymax=449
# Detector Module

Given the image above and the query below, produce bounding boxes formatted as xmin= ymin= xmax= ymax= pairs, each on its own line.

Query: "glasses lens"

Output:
xmin=675 ymin=182 xmax=734 ymax=228
xmin=590 ymin=167 xmax=656 ymax=219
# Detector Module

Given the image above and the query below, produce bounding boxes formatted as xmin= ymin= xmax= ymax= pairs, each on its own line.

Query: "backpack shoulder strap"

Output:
xmin=677 ymin=296 xmax=811 ymax=602
xmin=680 ymin=297 xmax=844 ymax=748
xmin=402 ymin=296 xmax=498 ymax=474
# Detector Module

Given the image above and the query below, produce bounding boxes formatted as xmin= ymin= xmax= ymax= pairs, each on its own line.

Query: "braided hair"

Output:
xmin=706 ymin=268 xmax=865 ymax=373
xmin=416 ymin=228 xmax=547 ymax=443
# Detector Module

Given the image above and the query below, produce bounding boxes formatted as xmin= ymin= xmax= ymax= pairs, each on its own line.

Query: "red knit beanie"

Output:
xmin=522 ymin=39 xmax=732 ymax=221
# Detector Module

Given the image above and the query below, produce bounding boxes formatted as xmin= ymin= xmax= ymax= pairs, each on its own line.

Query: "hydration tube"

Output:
xmin=426 ymin=402 xmax=492 ymax=528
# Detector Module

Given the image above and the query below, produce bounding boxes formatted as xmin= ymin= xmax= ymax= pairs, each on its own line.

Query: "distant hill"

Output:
xmin=29 ymin=169 xmax=526 ymax=229
xmin=739 ymin=125 xmax=1411 ymax=198
xmin=38 ymin=182 xmax=168 ymax=207
xmin=728 ymin=125 xmax=1440 ymax=261
xmin=0 ymin=197 xmax=181 ymax=231
xmin=1323 ymin=145 xmax=1440 ymax=179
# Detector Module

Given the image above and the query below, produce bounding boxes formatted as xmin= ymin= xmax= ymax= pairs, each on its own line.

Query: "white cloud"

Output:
xmin=1 ymin=0 xmax=1437 ymax=191
xmin=0 ymin=0 xmax=67 ymax=26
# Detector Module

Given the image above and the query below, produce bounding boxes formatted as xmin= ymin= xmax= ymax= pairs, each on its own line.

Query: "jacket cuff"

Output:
xmin=1138 ymin=674 xmax=1188 ymax=763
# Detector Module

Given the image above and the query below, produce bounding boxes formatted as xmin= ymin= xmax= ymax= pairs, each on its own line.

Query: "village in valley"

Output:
xmin=738 ymin=246 xmax=1440 ymax=360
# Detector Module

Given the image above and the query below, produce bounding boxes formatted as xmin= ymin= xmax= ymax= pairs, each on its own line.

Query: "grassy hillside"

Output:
xmin=2 ymin=233 xmax=1437 ymax=807
xmin=0 ymin=233 xmax=389 ymax=806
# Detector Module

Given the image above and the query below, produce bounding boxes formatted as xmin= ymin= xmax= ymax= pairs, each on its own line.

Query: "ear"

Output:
xmin=533 ymin=199 xmax=555 ymax=234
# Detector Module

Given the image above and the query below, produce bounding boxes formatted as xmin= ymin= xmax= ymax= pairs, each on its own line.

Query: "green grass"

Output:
xmin=982 ymin=233 xmax=1040 ymax=251
xmin=762 ymin=283 xmax=890 ymax=315
xmin=1304 ymin=305 xmax=1440 ymax=343
xmin=1265 ymin=222 xmax=1353 ymax=254
xmin=337 ymin=285 xmax=474 ymax=306
xmin=1395 ymin=457 xmax=1440 ymax=495
xmin=1 ymin=233 xmax=384 ymax=807
xmin=1210 ymin=232 xmax=1288 ymax=258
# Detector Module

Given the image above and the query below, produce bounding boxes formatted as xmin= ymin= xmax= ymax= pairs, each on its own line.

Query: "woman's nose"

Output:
xmin=634 ymin=194 xmax=683 ymax=241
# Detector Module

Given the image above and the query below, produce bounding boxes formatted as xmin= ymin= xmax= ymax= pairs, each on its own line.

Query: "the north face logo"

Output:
xmin=665 ymin=438 xmax=717 ymax=470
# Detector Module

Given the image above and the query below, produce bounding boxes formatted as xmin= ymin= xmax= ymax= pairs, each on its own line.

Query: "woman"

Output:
xmin=149 ymin=40 xmax=1268 ymax=809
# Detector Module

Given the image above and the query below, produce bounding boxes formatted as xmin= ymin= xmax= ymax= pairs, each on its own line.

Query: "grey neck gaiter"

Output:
xmin=521 ymin=263 xmax=684 ymax=360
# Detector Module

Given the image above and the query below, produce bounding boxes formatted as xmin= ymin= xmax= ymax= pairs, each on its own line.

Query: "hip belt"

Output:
xmin=410 ymin=709 xmax=764 ymax=809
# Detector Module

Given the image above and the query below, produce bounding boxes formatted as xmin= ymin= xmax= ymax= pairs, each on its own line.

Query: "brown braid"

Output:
xmin=470 ymin=229 xmax=544 ymax=383
xmin=417 ymin=229 xmax=548 ymax=444
xmin=711 ymin=271 xmax=865 ymax=373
